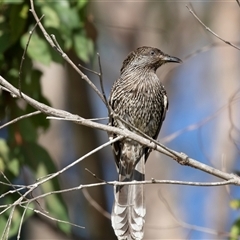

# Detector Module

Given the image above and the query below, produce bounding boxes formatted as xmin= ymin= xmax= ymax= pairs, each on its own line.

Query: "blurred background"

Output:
xmin=0 ymin=1 xmax=240 ymax=239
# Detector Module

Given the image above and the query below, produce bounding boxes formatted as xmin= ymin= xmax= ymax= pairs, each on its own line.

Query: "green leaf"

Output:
xmin=0 ymin=138 xmax=9 ymax=160
xmin=8 ymin=68 xmax=19 ymax=78
xmin=18 ymin=118 xmax=38 ymax=142
xmin=9 ymin=4 xmax=28 ymax=43
xmin=230 ymin=199 xmax=240 ymax=210
xmin=0 ymin=32 xmax=11 ymax=53
xmin=26 ymin=105 xmax=50 ymax=131
xmin=41 ymin=5 xmax=60 ymax=29
xmin=8 ymin=158 xmax=20 ymax=176
xmin=0 ymin=158 xmax=4 ymax=171
xmin=24 ymin=69 xmax=42 ymax=97
xmin=0 ymin=138 xmax=9 ymax=171
xmin=73 ymin=34 xmax=94 ymax=63
xmin=0 ymin=142 xmax=21 ymax=176
xmin=0 ymin=139 xmax=20 ymax=176
xmin=37 ymin=162 xmax=71 ymax=234
xmin=230 ymin=219 xmax=240 ymax=240
xmin=2 ymin=0 xmax=23 ymax=3
xmin=18 ymin=142 xmax=47 ymax=170
xmin=54 ymin=5 xmax=80 ymax=30
xmin=77 ymin=0 xmax=88 ymax=9
xmin=20 ymin=33 xmax=51 ymax=65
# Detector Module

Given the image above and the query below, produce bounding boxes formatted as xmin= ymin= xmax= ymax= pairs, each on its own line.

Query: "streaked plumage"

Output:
xmin=109 ymin=46 xmax=181 ymax=240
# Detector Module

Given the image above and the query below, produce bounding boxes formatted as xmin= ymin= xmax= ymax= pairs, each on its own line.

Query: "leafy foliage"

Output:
xmin=0 ymin=0 xmax=94 ymax=238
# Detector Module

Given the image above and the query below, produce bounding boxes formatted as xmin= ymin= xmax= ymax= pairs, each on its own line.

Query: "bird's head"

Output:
xmin=120 ymin=46 xmax=182 ymax=73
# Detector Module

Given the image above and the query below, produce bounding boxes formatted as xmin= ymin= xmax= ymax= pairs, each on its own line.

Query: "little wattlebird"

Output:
xmin=109 ymin=46 xmax=182 ymax=240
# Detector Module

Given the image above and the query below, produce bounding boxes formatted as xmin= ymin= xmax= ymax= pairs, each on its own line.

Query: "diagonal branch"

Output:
xmin=0 ymin=111 xmax=41 ymax=130
xmin=1 ymin=74 xmax=240 ymax=185
xmin=186 ymin=5 xmax=240 ymax=51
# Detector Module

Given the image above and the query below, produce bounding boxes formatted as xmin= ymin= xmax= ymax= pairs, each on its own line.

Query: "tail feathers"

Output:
xmin=112 ymin=155 xmax=145 ymax=240
xmin=112 ymin=184 xmax=145 ymax=240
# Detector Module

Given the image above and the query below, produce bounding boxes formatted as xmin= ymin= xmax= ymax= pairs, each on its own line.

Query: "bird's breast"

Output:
xmin=115 ymin=82 xmax=165 ymax=137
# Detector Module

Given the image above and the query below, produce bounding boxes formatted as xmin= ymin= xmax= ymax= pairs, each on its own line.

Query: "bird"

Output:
xmin=108 ymin=46 xmax=181 ymax=240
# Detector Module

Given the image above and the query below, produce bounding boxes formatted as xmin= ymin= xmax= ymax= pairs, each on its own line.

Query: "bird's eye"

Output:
xmin=150 ymin=50 xmax=155 ymax=56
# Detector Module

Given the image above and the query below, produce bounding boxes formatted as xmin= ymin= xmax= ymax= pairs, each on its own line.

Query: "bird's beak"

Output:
xmin=162 ymin=54 xmax=182 ymax=63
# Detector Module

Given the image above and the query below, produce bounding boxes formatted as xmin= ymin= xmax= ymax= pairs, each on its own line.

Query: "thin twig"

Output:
xmin=0 ymin=111 xmax=41 ymax=130
xmin=186 ymin=5 xmax=240 ymax=51
xmin=161 ymin=103 xmax=226 ymax=144
xmin=0 ymin=172 xmax=29 ymax=201
xmin=19 ymin=179 xmax=236 ymax=206
xmin=1 ymin=205 xmax=15 ymax=240
xmin=20 ymin=204 xmax=85 ymax=229
xmin=97 ymin=53 xmax=110 ymax=112
xmin=183 ymin=42 xmax=240 ymax=61
xmin=78 ymin=63 xmax=100 ymax=76
xmin=82 ymin=188 xmax=111 ymax=219
xmin=18 ymin=15 xmax=45 ymax=97
xmin=50 ymin=34 xmax=62 ymax=53
xmin=88 ymin=117 xmax=109 ymax=121
xmin=47 ymin=116 xmax=109 ymax=122
xmin=17 ymin=202 xmax=30 ymax=240
xmin=85 ymin=168 xmax=108 ymax=183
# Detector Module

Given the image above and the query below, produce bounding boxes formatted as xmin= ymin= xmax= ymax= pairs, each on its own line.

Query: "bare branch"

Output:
xmin=19 ymin=178 xmax=236 ymax=207
xmin=1 ymin=74 xmax=240 ymax=185
xmin=186 ymin=5 xmax=240 ymax=51
xmin=0 ymin=111 xmax=41 ymax=130
xmin=77 ymin=178 xmax=236 ymax=188
xmin=21 ymin=204 xmax=85 ymax=229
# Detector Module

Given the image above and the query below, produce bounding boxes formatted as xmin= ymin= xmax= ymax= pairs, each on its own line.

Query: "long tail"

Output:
xmin=112 ymin=154 xmax=146 ymax=240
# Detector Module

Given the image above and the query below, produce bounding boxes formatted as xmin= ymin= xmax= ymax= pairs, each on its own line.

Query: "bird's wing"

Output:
xmin=145 ymin=91 xmax=168 ymax=160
